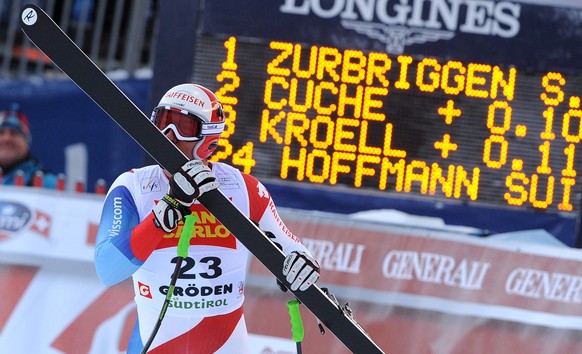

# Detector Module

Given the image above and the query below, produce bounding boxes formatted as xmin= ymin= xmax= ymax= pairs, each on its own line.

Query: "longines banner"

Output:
xmin=202 ymin=0 xmax=582 ymax=73
xmin=2 ymin=186 xmax=582 ymax=353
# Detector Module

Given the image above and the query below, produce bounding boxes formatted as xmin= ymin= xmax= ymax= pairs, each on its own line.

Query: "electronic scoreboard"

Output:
xmin=193 ymin=1 xmax=582 ymax=215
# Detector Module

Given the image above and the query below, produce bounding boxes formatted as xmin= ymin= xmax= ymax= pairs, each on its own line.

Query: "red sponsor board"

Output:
xmin=247 ymin=210 xmax=582 ymax=352
xmin=250 ymin=211 xmax=582 ymax=320
xmin=1 ymin=187 xmax=582 ymax=353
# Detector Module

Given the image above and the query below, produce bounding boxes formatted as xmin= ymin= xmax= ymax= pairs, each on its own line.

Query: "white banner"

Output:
xmin=0 ymin=187 xmax=294 ymax=354
xmin=2 ymin=186 xmax=582 ymax=353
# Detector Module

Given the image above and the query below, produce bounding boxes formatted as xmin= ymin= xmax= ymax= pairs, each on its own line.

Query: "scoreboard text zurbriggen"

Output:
xmin=198 ymin=36 xmax=581 ymax=213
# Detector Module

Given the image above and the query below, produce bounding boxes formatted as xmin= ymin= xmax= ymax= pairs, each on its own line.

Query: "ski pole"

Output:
xmin=141 ymin=214 xmax=197 ymax=354
xmin=287 ymin=299 xmax=305 ymax=354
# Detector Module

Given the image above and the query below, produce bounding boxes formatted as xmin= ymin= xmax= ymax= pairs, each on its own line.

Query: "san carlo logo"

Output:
xmin=0 ymin=201 xmax=33 ymax=240
xmin=280 ymin=0 xmax=522 ymax=54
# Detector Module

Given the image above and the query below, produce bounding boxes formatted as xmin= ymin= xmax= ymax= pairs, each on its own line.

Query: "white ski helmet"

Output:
xmin=151 ymin=83 xmax=225 ymax=160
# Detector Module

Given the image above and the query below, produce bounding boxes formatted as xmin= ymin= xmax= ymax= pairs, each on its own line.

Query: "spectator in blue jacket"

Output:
xmin=0 ymin=103 xmax=58 ymax=188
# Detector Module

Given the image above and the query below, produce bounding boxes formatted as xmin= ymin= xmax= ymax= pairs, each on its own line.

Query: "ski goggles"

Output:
xmin=151 ymin=107 xmax=224 ymax=142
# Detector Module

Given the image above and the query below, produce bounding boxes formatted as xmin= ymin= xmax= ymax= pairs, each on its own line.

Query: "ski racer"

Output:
xmin=94 ymin=83 xmax=320 ymax=353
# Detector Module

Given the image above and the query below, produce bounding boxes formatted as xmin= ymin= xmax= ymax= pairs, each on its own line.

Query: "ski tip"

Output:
xmin=20 ymin=4 xmax=41 ymax=27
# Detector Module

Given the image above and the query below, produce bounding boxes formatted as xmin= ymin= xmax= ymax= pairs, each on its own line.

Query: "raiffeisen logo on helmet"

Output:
xmin=165 ymin=90 xmax=206 ymax=107
xmin=280 ymin=0 xmax=521 ymax=54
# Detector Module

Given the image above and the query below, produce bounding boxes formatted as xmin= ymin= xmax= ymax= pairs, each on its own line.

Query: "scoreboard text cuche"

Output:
xmin=195 ymin=36 xmax=581 ymax=213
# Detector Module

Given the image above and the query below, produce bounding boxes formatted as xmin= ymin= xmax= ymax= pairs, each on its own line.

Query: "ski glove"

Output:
xmin=282 ymin=251 xmax=320 ymax=291
xmin=169 ymin=160 xmax=219 ymax=207
xmin=153 ymin=195 xmax=188 ymax=233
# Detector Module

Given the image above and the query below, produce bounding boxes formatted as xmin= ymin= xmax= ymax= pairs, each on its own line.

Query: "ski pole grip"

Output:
xmin=177 ymin=214 xmax=197 ymax=258
xmin=287 ymin=300 xmax=304 ymax=343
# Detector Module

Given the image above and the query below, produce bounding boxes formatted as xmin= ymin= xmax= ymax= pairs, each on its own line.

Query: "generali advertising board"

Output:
xmin=1 ymin=186 xmax=582 ymax=353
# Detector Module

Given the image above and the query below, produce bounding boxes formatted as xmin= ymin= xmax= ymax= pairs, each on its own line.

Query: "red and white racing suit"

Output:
xmin=95 ymin=162 xmax=311 ymax=353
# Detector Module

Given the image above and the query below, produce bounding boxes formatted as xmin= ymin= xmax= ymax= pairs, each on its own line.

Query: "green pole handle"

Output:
xmin=287 ymin=300 xmax=304 ymax=343
xmin=178 ymin=214 xmax=197 ymax=258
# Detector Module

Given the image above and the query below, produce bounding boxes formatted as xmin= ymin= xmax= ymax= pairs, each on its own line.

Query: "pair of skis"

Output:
xmin=19 ymin=4 xmax=385 ymax=353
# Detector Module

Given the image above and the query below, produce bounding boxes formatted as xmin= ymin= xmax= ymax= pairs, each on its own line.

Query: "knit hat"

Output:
xmin=0 ymin=103 xmax=32 ymax=143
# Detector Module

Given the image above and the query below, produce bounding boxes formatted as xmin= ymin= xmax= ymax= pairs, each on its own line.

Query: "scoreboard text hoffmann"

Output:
xmin=208 ymin=37 xmax=581 ymax=213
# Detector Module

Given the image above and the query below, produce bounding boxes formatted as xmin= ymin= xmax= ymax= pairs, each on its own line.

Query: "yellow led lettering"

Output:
xmin=504 ymin=160 xmax=527 ymax=206
xmin=260 ymin=110 xmax=285 ymax=144
xmin=483 ymin=100 xmax=510 ymax=169
xmin=487 ymin=101 xmax=512 ymax=135
xmin=211 ymin=139 xmax=233 ymax=162
xmin=334 ymin=118 xmax=359 ymax=152
xmin=483 ymin=135 xmax=508 ymax=168
xmin=438 ymin=100 xmax=461 ymax=125
xmin=563 ymin=144 xmax=576 ymax=177
xmin=292 ymin=44 xmax=317 ymax=79
xmin=454 ymin=166 xmax=480 ymax=200
xmin=316 ymin=47 xmax=342 ymax=81
xmin=434 ymin=134 xmax=457 ymax=158
xmin=313 ymin=81 xmax=338 ymax=115
xmin=215 ymin=70 xmax=240 ymax=106
xmin=245 ymin=40 xmax=582 ymax=212
xmin=355 ymin=155 xmax=381 ymax=187
xmin=441 ymin=61 xmax=466 ymax=95
xmin=222 ymin=37 xmax=238 ymax=71
xmin=562 ymin=96 xmax=582 ymax=143
xmin=429 ymin=163 xmax=455 ymax=197
xmin=559 ymin=177 xmax=575 ymax=211
xmin=505 ymin=174 xmax=528 ymax=206
xmin=338 ymin=84 xmax=363 ymax=118
xmin=465 ymin=63 xmax=491 ymax=98
xmin=264 ymin=76 xmax=289 ymax=109
xmin=529 ymin=174 xmax=554 ymax=208
xmin=395 ymin=55 xmax=413 ymax=90
xmin=379 ymin=157 xmax=405 ymax=191
xmin=358 ymin=121 xmax=382 ymax=155
xmin=267 ymin=41 xmax=293 ymax=76
xmin=540 ymin=72 xmax=565 ymax=106
xmin=341 ymin=49 xmax=367 ymax=84
xmin=309 ymin=115 xmax=335 ymax=149
xmin=220 ymin=105 xmax=236 ymax=138
xmin=362 ymin=87 xmax=387 ymax=121
xmin=212 ymin=38 xmax=240 ymax=163
xmin=490 ymin=66 xmax=516 ymax=101
xmin=383 ymin=123 xmax=407 ymax=158
xmin=330 ymin=152 xmax=355 ymax=184
xmin=281 ymin=146 xmax=306 ymax=180
xmin=515 ymin=125 xmax=527 ymax=137
xmin=366 ymin=52 xmax=391 ymax=87
xmin=416 ymin=58 xmax=441 ymax=92
xmin=231 ymin=142 xmax=256 ymax=174
xmin=289 ymin=78 xmax=314 ymax=112
xmin=306 ymin=149 xmax=330 ymax=183
xmin=536 ymin=141 xmax=552 ymax=174
xmin=284 ymin=112 xmax=310 ymax=147
xmin=541 ymin=107 xmax=556 ymax=140
xmin=404 ymin=160 xmax=429 ymax=193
